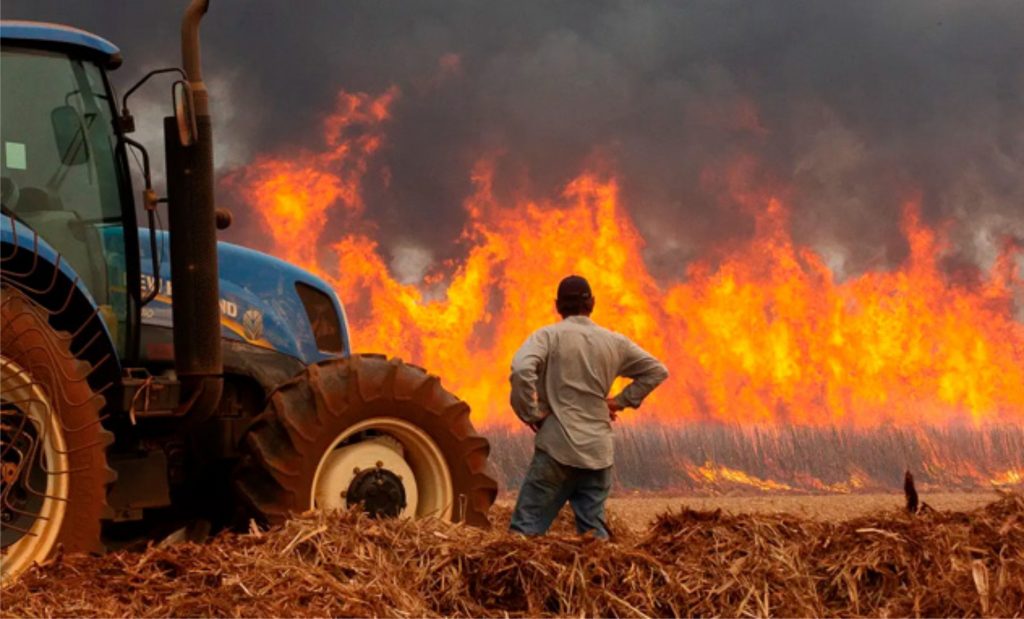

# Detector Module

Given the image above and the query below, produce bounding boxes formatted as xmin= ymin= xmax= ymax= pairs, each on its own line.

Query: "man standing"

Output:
xmin=509 ymin=274 xmax=668 ymax=538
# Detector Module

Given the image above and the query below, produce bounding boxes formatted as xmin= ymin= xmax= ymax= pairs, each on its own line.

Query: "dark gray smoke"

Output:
xmin=6 ymin=1 xmax=1023 ymax=287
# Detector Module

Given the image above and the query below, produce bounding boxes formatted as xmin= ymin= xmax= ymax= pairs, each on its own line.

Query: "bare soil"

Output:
xmin=497 ymin=491 xmax=1001 ymax=531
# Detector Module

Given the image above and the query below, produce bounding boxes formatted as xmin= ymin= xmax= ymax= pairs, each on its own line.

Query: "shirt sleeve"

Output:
xmin=509 ymin=329 xmax=550 ymax=424
xmin=611 ymin=337 xmax=669 ymax=410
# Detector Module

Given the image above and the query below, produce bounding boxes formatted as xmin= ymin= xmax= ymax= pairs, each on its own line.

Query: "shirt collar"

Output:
xmin=563 ymin=315 xmax=595 ymax=325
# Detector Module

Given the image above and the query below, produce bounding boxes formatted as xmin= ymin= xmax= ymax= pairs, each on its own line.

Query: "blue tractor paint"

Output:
xmin=133 ymin=229 xmax=351 ymax=365
xmin=0 ymin=20 xmax=122 ymax=68
xmin=4 ymin=213 xmax=350 ymax=373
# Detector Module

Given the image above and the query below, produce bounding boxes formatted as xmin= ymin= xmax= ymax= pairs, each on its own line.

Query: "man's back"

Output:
xmin=508 ymin=274 xmax=668 ymax=539
xmin=510 ymin=315 xmax=668 ymax=469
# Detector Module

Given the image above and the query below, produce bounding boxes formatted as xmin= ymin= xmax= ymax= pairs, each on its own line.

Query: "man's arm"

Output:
xmin=509 ymin=330 xmax=550 ymax=425
xmin=610 ymin=337 xmax=669 ymax=410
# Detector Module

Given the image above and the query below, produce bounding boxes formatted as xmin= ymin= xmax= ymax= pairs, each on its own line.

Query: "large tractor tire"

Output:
xmin=0 ymin=287 xmax=114 ymax=584
xmin=236 ymin=354 xmax=498 ymax=527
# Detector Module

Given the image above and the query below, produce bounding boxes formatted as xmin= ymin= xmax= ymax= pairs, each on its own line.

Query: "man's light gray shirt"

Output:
xmin=510 ymin=315 xmax=669 ymax=470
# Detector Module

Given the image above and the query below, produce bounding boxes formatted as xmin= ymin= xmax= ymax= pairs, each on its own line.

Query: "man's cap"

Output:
xmin=556 ymin=274 xmax=592 ymax=301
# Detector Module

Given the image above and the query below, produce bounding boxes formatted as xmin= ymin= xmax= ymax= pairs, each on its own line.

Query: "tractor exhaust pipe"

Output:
xmin=165 ymin=0 xmax=222 ymax=417
xmin=181 ymin=0 xmax=210 ymax=117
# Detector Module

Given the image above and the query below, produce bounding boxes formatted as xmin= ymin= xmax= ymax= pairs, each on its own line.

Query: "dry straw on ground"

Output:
xmin=2 ymin=492 xmax=1022 ymax=618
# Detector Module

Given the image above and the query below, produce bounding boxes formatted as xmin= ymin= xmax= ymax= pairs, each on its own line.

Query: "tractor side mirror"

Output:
xmin=51 ymin=105 xmax=90 ymax=166
xmin=172 ymin=80 xmax=198 ymax=147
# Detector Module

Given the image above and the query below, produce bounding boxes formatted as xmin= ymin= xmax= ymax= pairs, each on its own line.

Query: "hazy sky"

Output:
xmin=6 ymin=1 xmax=1023 ymax=284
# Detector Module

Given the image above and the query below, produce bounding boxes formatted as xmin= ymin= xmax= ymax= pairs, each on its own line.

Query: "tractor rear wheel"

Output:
xmin=0 ymin=287 xmax=113 ymax=584
xmin=235 ymin=354 xmax=497 ymax=527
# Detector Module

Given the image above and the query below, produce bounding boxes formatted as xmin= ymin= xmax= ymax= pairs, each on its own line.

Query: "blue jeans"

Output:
xmin=509 ymin=449 xmax=612 ymax=539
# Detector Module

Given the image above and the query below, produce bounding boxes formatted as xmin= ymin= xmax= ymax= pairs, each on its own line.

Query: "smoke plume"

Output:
xmin=7 ymin=0 xmax=1023 ymax=284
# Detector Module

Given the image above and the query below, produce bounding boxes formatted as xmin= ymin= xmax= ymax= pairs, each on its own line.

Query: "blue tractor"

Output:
xmin=0 ymin=1 xmax=497 ymax=582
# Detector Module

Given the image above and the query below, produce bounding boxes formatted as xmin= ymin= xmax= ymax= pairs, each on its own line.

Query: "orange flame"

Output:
xmin=991 ymin=468 xmax=1023 ymax=486
xmin=230 ymin=87 xmax=1024 ymax=430
xmin=689 ymin=461 xmax=794 ymax=492
xmin=223 ymin=87 xmax=398 ymax=270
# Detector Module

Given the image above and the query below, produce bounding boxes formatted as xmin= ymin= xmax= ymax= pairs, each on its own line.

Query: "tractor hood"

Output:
xmin=136 ymin=230 xmax=350 ymax=364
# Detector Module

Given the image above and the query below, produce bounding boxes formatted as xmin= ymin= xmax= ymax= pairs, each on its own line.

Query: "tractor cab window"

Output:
xmin=1 ymin=47 xmax=130 ymax=354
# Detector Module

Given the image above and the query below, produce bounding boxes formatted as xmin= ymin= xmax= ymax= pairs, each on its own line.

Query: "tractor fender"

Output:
xmin=1 ymin=214 xmax=121 ymax=394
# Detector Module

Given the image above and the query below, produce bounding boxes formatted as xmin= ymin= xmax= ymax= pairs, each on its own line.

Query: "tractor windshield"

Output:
xmin=1 ymin=47 xmax=130 ymax=354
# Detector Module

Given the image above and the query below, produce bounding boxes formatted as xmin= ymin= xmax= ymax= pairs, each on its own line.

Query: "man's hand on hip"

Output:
xmin=528 ymin=410 xmax=550 ymax=433
xmin=606 ymin=397 xmax=623 ymax=421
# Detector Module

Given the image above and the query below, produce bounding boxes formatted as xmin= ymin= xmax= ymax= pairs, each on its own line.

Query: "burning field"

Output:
xmin=227 ymin=87 xmax=1024 ymax=432
xmin=221 ymin=86 xmax=1024 ymax=494
xmin=4 ymin=492 xmax=1022 ymax=617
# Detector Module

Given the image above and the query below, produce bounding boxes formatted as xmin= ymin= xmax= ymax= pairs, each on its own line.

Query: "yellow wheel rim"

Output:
xmin=311 ymin=417 xmax=453 ymax=520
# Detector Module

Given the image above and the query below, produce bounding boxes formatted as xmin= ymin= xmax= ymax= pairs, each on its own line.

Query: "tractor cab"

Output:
xmin=1 ymin=22 xmax=136 ymax=357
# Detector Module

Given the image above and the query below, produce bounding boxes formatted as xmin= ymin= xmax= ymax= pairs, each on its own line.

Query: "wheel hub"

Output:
xmin=345 ymin=466 xmax=407 ymax=518
xmin=312 ymin=418 xmax=453 ymax=520
xmin=1 ymin=405 xmax=47 ymax=547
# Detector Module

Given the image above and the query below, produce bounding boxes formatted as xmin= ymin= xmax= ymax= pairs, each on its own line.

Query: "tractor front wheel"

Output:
xmin=235 ymin=354 xmax=497 ymax=527
xmin=0 ymin=287 xmax=113 ymax=584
